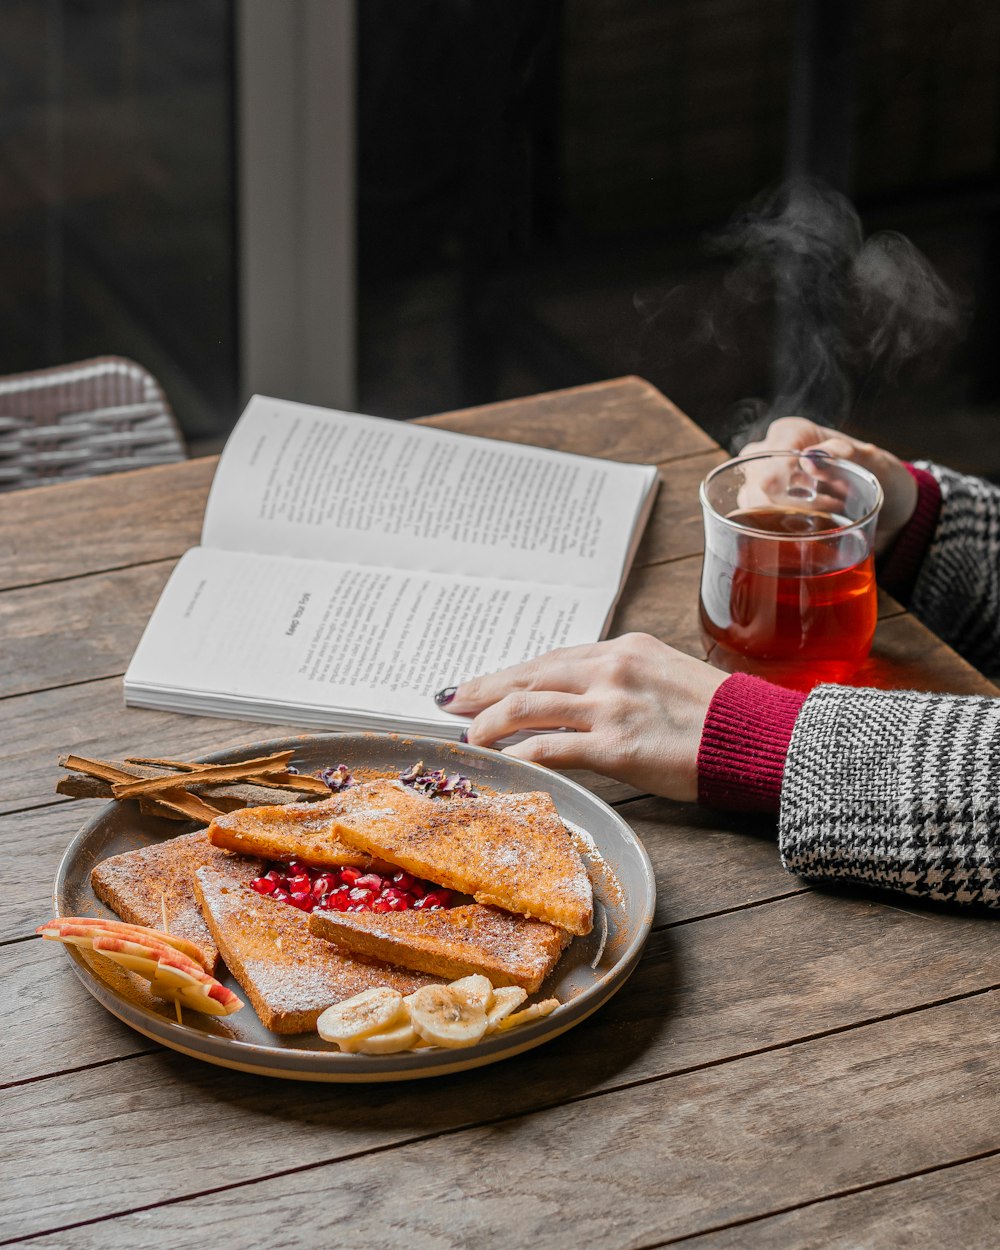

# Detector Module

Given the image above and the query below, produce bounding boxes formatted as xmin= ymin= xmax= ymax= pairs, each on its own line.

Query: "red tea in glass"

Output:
xmin=699 ymin=453 xmax=882 ymax=691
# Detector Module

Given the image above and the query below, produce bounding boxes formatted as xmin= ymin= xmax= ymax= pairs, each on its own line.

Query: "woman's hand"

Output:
xmin=441 ymin=633 xmax=726 ymax=802
xmin=740 ymin=417 xmax=918 ymax=556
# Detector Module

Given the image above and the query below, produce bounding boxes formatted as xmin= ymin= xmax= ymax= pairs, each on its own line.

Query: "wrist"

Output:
xmin=878 ymin=465 xmax=941 ymax=602
xmin=696 ymin=673 xmax=807 ymax=813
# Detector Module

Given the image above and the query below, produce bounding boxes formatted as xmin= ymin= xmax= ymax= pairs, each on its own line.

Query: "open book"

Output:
xmin=125 ymin=396 xmax=659 ymax=738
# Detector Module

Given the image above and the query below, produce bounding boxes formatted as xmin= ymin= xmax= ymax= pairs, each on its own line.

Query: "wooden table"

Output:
xmin=2 ymin=377 xmax=998 ymax=1248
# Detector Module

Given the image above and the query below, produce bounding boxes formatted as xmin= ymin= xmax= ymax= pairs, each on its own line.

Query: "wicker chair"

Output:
xmin=0 ymin=356 xmax=187 ymax=492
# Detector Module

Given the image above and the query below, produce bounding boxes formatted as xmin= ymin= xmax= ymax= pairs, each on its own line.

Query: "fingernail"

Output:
xmin=459 ymin=730 xmax=469 ymax=744
xmin=434 ymin=686 xmax=457 ymax=707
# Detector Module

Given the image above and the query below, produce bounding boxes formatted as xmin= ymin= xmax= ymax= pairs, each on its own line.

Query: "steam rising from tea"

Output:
xmin=715 ymin=179 xmax=964 ymax=442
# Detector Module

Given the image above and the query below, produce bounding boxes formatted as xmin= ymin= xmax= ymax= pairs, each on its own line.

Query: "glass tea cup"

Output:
xmin=698 ymin=450 xmax=883 ymax=691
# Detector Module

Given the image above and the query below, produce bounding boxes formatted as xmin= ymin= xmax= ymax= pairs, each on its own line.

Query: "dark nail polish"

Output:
xmin=435 ymin=686 xmax=457 ymax=707
xmin=459 ymin=730 xmax=469 ymax=744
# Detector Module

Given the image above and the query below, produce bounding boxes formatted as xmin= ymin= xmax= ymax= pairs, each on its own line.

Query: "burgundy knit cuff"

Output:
xmin=696 ymin=673 xmax=807 ymax=814
xmin=878 ymin=464 xmax=941 ymax=603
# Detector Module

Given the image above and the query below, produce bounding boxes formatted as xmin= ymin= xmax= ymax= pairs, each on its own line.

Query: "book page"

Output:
xmin=202 ymin=396 xmax=657 ymax=591
xmin=125 ymin=549 xmax=615 ymax=727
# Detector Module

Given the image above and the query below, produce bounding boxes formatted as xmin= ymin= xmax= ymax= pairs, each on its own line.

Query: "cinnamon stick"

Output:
xmin=145 ymin=787 xmax=226 ymax=823
xmin=97 ymin=752 xmax=329 ymax=794
xmin=110 ymin=752 xmax=298 ymax=799
xmin=111 ymin=758 xmax=294 ymax=799
xmin=125 ymin=749 xmax=295 ymax=774
xmin=58 ymin=754 xmax=224 ymax=821
xmin=247 ymin=770 xmax=331 ymax=795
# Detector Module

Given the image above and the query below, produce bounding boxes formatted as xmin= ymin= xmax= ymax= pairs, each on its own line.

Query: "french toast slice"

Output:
xmin=90 ymin=831 xmax=263 ymax=974
xmin=193 ymin=867 xmax=439 ymax=1034
xmin=206 ymin=789 xmax=408 ymax=869
xmin=309 ymin=904 xmax=571 ymax=994
xmin=330 ymin=784 xmax=594 ymax=936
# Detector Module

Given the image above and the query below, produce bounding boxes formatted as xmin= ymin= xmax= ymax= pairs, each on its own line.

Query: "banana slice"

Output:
xmin=449 ymin=974 xmax=494 ymax=1011
xmin=407 ymin=985 xmax=488 ymax=1049
xmin=343 ymin=1020 xmax=421 ymax=1055
xmin=486 ymin=985 xmax=528 ymax=1031
xmin=317 ymin=987 xmax=406 ymax=1045
xmin=496 ymin=998 xmax=559 ymax=1031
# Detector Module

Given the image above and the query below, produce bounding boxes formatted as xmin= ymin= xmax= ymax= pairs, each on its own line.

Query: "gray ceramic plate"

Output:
xmin=54 ymin=733 xmax=655 ymax=1081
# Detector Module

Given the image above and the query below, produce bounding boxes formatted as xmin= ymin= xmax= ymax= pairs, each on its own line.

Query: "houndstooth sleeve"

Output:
xmin=779 ymin=684 xmax=1000 ymax=909
xmin=909 ymin=462 xmax=1000 ymax=677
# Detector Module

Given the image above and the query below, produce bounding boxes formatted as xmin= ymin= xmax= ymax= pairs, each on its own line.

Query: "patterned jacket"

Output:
xmin=779 ymin=464 xmax=1000 ymax=909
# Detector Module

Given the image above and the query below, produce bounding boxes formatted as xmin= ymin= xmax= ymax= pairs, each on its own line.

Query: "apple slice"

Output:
xmin=37 ymin=917 xmax=242 ymax=1016
xmin=38 ymin=917 xmax=209 ymax=970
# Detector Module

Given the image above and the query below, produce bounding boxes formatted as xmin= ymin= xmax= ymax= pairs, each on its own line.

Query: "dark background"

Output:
xmin=1 ymin=0 xmax=999 ymax=471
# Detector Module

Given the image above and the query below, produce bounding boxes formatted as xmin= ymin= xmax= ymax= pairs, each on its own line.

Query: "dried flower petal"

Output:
xmin=399 ymin=763 xmax=477 ymax=798
xmin=318 ymin=764 xmax=354 ymax=792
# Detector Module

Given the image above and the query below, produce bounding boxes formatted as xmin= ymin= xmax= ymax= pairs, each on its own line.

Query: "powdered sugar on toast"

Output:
xmin=90 ymin=830 xmax=263 ymax=974
xmin=310 ymin=903 xmax=570 ymax=994
xmin=330 ymin=783 xmax=594 ymax=936
xmin=193 ymin=866 xmax=437 ymax=1033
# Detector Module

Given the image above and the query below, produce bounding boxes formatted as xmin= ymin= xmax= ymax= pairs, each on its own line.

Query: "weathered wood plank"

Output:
xmin=634 ymin=448 xmax=723 ymax=567
xmin=5 ymin=377 xmax=998 ymax=1249
xmin=0 ymin=804 xmax=89 ymax=942
xmin=0 ymin=562 xmax=175 ymax=699
xmin=0 ymin=792 xmax=790 ymax=948
xmin=419 ymin=375 xmax=716 ymax=461
xmin=0 ymin=451 xmax=718 ymax=701
xmin=0 ymin=378 xmax=710 ymax=592
xmin=3 ymin=791 xmax=804 ymax=1082
xmin=1 ymin=938 xmax=154 ymax=1084
xmin=852 ymin=612 xmax=1000 ymax=695
xmin=1 ymin=559 xmax=988 ymax=816
xmin=0 ymin=678 xmax=633 ymax=816
xmin=0 ymin=457 xmax=213 ymax=592
xmin=8 ymin=989 xmax=999 ymax=1245
xmin=0 ymin=686 xmax=300 ymax=817
xmin=675 ymin=1152 xmax=1000 ymax=1248
xmin=613 ymin=560 xmax=980 ymax=690
xmin=0 ymin=540 xmax=936 ymax=710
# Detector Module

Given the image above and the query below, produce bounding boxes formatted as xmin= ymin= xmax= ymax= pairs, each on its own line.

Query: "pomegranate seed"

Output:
xmin=348 ymin=887 xmax=374 ymax=905
xmin=340 ymin=867 xmax=362 ymax=885
xmin=324 ymin=889 xmax=350 ymax=912
xmin=422 ymin=891 xmax=451 ymax=909
xmin=273 ymin=889 xmax=290 ymax=902
xmin=286 ymin=861 xmax=308 ymax=877
xmin=386 ymin=895 xmax=410 ymax=911
xmin=347 ymin=903 xmax=366 ymax=912
xmin=355 ymin=873 xmax=383 ymax=892
xmin=313 ymin=874 xmax=337 ymax=897
xmin=250 ymin=877 xmax=276 ymax=895
xmin=372 ymin=900 xmax=392 ymax=913
xmin=264 ymin=869 xmax=283 ymax=882
xmin=289 ymin=891 xmax=314 ymax=911
xmin=409 ymin=883 xmax=426 ymax=898
xmin=288 ymin=874 xmax=311 ymax=894
xmin=392 ymin=871 xmax=415 ymax=891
